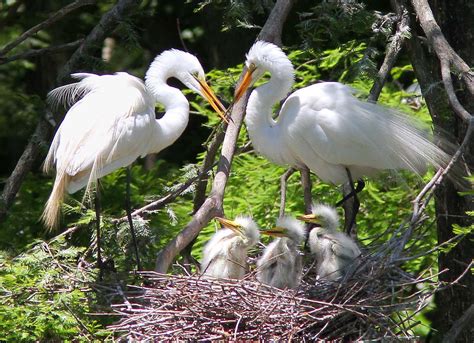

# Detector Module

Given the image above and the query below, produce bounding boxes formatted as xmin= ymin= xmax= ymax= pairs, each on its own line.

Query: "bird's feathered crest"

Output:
xmin=234 ymin=215 xmax=261 ymax=246
xmin=276 ymin=216 xmax=306 ymax=244
xmin=246 ymin=41 xmax=294 ymax=81
xmin=311 ymin=203 xmax=340 ymax=232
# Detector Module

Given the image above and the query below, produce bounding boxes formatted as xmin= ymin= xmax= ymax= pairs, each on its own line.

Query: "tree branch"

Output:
xmin=112 ymin=160 xmax=219 ymax=225
xmin=0 ymin=39 xmax=83 ymax=65
xmin=368 ymin=8 xmax=409 ymax=102
xmin=0 ymin=0 xmax=142 ymax=222
xmin=154 ymin=0 xmax=296 ymax=273
xmin=0 ymin=0 xmax=96 ymax=57
xmin=442 ymin=304 xmax=474 ymax=343
xmin=279 ymin=168 xmax=295 ymax=217
xmin=155 ymin=93 xmax=250 ymax=273
xmin=258 ymin=0 xmax=296 ymax=46
xmin=411 ymin=0 xmax=474 ymax=119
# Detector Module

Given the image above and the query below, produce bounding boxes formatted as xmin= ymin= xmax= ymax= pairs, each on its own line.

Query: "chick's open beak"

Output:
xmin=196 ymin=77 xmax=229 ymax=123
xmin=297 ymin=213 xmax=319 ymax=224
xmin=215 ymin=217 xmax=242 ymax=235
xmin=234 ymin=65 xmax=255 ymax=102
xmin=262 ymin=226 xmax=287 ymax=237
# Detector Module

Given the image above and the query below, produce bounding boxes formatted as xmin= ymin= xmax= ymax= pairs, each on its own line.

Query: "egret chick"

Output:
xmin=201 ymin=216 xmax=260 ymax=280
xmin=257 ymin=216 xmax=306 ymax=289
xmin=298 ymin=204 xmax=361 ymax=281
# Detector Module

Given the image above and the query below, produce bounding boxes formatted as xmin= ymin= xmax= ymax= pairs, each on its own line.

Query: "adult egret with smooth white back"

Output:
xmin=234 ymin=41 xmax=451 ymax=224
xmin=43 ymin=49 xmax=226 ymax=229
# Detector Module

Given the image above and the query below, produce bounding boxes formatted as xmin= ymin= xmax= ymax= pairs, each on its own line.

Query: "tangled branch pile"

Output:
xmin=109 ymin=250 xmax=439 ymax=340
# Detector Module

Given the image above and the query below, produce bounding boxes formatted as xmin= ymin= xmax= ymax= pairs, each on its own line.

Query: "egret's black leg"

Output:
xmin=336 ymin=179 xmax=365 ymax=207
xmin=94 ymin=186 xmax=103 ymax=280
xmin=342 ymin=168 xmax=362 ymax=236
xmin=126 ymin=167 xmax=142 ymax=271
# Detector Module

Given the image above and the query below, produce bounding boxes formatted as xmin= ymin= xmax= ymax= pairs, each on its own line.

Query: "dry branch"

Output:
xmin=0 ymin=0 xmax=95 ymax=57
xmin=368 ymin=8 xmax=409 ymax=102
xmin=411 ymin=0 xmax=474 ymax=99
xmin=0 ymin=39 xmax=84 ymax=65
xmin=279 ymin=167 xmax=296 ymax=217
xmin=154 ymin=0 xmax=296 ymax=273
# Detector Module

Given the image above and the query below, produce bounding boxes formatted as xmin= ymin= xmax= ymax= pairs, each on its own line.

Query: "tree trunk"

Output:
xmin=400 ymin=0 xmax=474 ymax=341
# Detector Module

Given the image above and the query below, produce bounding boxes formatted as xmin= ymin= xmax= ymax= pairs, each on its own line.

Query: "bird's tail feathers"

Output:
xmin=42 ymin=148 xmax=55 ymax=174
xmin=41 ymin=170 xmax=70 ymax=230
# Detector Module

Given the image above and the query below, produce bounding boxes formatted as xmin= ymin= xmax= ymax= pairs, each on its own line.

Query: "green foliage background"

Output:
xmin=0 ymin=0 xmax=471 ymax=341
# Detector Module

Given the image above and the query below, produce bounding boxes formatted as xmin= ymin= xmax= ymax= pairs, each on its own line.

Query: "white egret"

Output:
xmin=42 ymin=49 xmax=226 ymax=229
xmin=298 ymin=204 xmax=361 ymax=281
xmin=256 ymin=216 xmax=306 ymax=289
xmin=234 ymin=41 xmax=451 ymax=224
xmin=201 ymin=216 xmax=260 ymax=280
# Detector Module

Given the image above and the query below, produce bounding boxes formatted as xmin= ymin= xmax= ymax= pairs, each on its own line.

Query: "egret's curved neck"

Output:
xmin=244 ymin=65 xmax=294 ymax=165
xmin=245 ymin=67 xmax=293 ymax=131
xmin=145 ymin=69 xmax=189 ymax=151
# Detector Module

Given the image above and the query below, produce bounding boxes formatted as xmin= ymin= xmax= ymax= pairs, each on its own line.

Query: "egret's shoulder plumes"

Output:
xmin=311 ymin=203 xmax=339 ymax=231
xmin=276 ymin=216 xmax=306 ymax=244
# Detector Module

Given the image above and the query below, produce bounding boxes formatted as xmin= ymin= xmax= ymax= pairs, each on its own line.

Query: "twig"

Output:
xmin=411 ymin=0 xmax=474 ymax=99
xmin=0 ymin=39 xmax=84 ymax=65
xmin=300 ymin=168 xmax=313 ymax=215
xmin=176 ymin=18 xmax=189 ymax=52
xmin=112 ymin=160 xmax=218 ymax=224
xmin=279 ymin=167 xmax=296 ymax=217
xmin=61 ymin=299 xmax=96 ymax=339
xmin=368 ymin=8 xmax=409 ymax=102
xmin=0 ymin=0 xmax=95 ymax=57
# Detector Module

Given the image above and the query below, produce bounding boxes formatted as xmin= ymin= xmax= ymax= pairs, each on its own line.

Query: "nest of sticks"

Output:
xmin=108 ymin=233 xmax=440 ymax=341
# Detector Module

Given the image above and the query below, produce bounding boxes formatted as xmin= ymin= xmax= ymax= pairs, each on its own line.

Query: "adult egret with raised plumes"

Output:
xmin=298 ymin=204 xmax=361 ymax=281
xmin=256 ymin=216 xmax=306 ymax=289
xmin=201 ymin=216 xmax=260 ymax=280
xmin=42 ymin=49 xmax=226 ymax=229
xmin=234 ymin=41 xmax=450 ymax=223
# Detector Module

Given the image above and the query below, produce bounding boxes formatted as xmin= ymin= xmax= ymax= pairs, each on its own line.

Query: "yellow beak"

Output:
xmin=261 ymin=226 xmax=287 ymax=237
xmin=297 ymin=213 xmax=319 ymax=224
xmin=234 ymin=65 xmax=255 ymax=102
xmin=196 ymin=77 xmax=229 ymax=123
xmin=215 ymin=217 xmax=242 ymax=235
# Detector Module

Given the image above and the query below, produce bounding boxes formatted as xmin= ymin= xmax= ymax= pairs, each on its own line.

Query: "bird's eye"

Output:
xmin=249 ymin=63 xmax=256 ymax=71
xmin=191 ymin=71 xmax=200 ymax=79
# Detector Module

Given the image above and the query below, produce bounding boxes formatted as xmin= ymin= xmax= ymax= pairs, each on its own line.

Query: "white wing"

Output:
xmin=45 ymin=72 xmax=156 ymax=194
xmin=282 ymin=82 xmax=450 ymax=183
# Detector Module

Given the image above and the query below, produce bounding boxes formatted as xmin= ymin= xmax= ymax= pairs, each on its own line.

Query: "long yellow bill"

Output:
xmin=197 ymin=78 xmax=229 ymax=123
xmin=234 ymin=65 xmax=255 ymax=102
xmin=215 ymin=217 xmax=241 ymax=234
xmin=296 ymin=213 xmax=319 ymax=224
xmin=261 ymin=226 xmax=287 ymax=237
